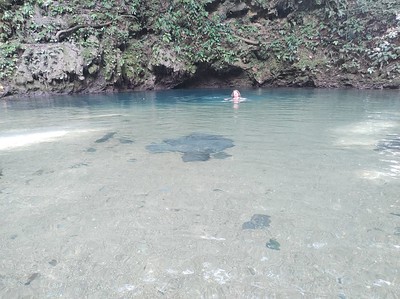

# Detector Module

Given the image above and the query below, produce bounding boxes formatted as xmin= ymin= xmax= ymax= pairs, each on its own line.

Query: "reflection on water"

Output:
xmin=0 ymin=88 xmax=400 ymax=298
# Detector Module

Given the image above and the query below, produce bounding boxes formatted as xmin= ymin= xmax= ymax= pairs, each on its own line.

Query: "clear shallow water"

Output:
xmin=0 ymin=88 xmax=400 ymax=298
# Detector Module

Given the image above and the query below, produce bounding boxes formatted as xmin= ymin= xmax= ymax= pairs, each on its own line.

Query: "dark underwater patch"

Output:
xmin=266 ymin=238 xmax=280 ymax=250
xmin=25 ymin=273 xmax=40 ymax=286
xmin=182 ymin=151 xmax=210 ymax=162
xmin=69 ymin=162 xmax=89 ymax=169
xmin=242 ymin=214 xmax=271 ymax=229
xmin=146 ymin=133 xmax=234 ymax=162
xmin=212 ymin=152 xmax=232 ymax=159
xmin=48 ymin=259 xmax=57 ymax=266
xmin=119 ymin=138 xmax=134 ymax=144
xmin=375 ymin=134 xmax=400 ymax=152
xmin=95 ymin=132 xmax=116 ymax=143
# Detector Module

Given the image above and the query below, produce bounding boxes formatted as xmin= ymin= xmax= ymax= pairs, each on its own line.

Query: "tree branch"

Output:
xmin=55 ymin=21 xmax=112 ymax=42
xmin=234 ymin=34 xmax=259 ymax=45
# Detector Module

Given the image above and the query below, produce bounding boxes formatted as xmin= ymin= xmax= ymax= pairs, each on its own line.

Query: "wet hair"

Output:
xmin=231 ymin=90 xmax=241 ymax=97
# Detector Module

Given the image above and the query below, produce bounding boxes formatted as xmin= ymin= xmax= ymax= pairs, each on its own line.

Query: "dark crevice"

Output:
xmin=175 ymin=64 xmax=246 ymax=89
xmin=205 ymin=0 xmax=223 ymax=13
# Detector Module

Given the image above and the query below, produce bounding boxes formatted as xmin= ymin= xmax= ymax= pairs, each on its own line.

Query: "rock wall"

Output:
xmin=1 ymin=0 xmax=399 ymax=98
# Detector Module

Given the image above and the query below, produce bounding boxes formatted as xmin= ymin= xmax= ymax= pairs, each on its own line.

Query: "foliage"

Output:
xmin=367 ymin=40 xmax=399 ymax=68
xmin=0 ymin=41 xmax=22 ymax=80
xmin=154 ymin=0 xmax=237 ymax=65
xmin=121 ymin=42 xmax=147 ymax=84
xmin=320 ymin=0 xmax=400 ymax=74
xmin=103 ymin=42 xmax=123 ymax=82
xmin=1 ymin=1 xmax=35 ymax=40
xmin=0 ymin=0 xmax=399 ymax=86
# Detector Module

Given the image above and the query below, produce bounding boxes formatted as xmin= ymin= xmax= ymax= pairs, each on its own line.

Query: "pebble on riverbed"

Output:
xmin=266 ymin=238 xmax=280 ymax=250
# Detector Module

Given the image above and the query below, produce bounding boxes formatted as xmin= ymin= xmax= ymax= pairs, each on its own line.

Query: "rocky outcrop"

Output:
xmin=11 ymin=37 xmax=104 ymax=95
xmin=0 ymin=0 xmax=399 ymax=98
xmin=15 ymin=43 xmax=84 ymax=91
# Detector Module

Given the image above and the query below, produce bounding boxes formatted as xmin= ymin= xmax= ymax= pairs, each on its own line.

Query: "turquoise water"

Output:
xmin=0 ymin=88 xmax=399 ymax=298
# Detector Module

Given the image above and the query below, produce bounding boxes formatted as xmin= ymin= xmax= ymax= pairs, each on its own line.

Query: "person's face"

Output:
xmin=233 ymin=91 xmax=239 ymax=97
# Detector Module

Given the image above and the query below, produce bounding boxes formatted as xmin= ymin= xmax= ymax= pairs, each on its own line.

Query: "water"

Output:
xmin=0 ymin=88 xmax=399 ymax=298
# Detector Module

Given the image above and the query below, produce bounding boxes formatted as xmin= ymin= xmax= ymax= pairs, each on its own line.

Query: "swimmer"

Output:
xmin=224 ymin=90 xmax=245 ymax=103
xmin=231 ymin=89 xmax=241 ymax=102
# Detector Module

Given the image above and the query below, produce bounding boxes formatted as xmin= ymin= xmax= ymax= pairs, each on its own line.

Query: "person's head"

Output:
xmin=231 ymin=90 xmax=241 ymax=98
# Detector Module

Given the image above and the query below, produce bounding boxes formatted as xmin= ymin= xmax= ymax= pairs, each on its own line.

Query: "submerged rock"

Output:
xmin=25 ymin=273 xmax=40 ymax=285
xmin=119 ymin=138 xmax=134 ymax=144
xmin=146 ymin=133 xmax=234 ymax=162
xmin=95 ymin=132 xmax=116 ymax=143
xmin=48 ymin=259 xmax=57 ymax=266
xmin=182 ymin=151 xmax=210 ymax=162
xmin=212 ymin=152 xmax=232 ymax=159
xmin=266 ymin=238 xmax=280 ymax=250
xmin=242 ymin=214 xmax=271 ymax=229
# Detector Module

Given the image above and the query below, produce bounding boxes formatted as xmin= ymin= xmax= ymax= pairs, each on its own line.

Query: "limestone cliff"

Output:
xmin=0 ymin=0 xmax=399 ymax=98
